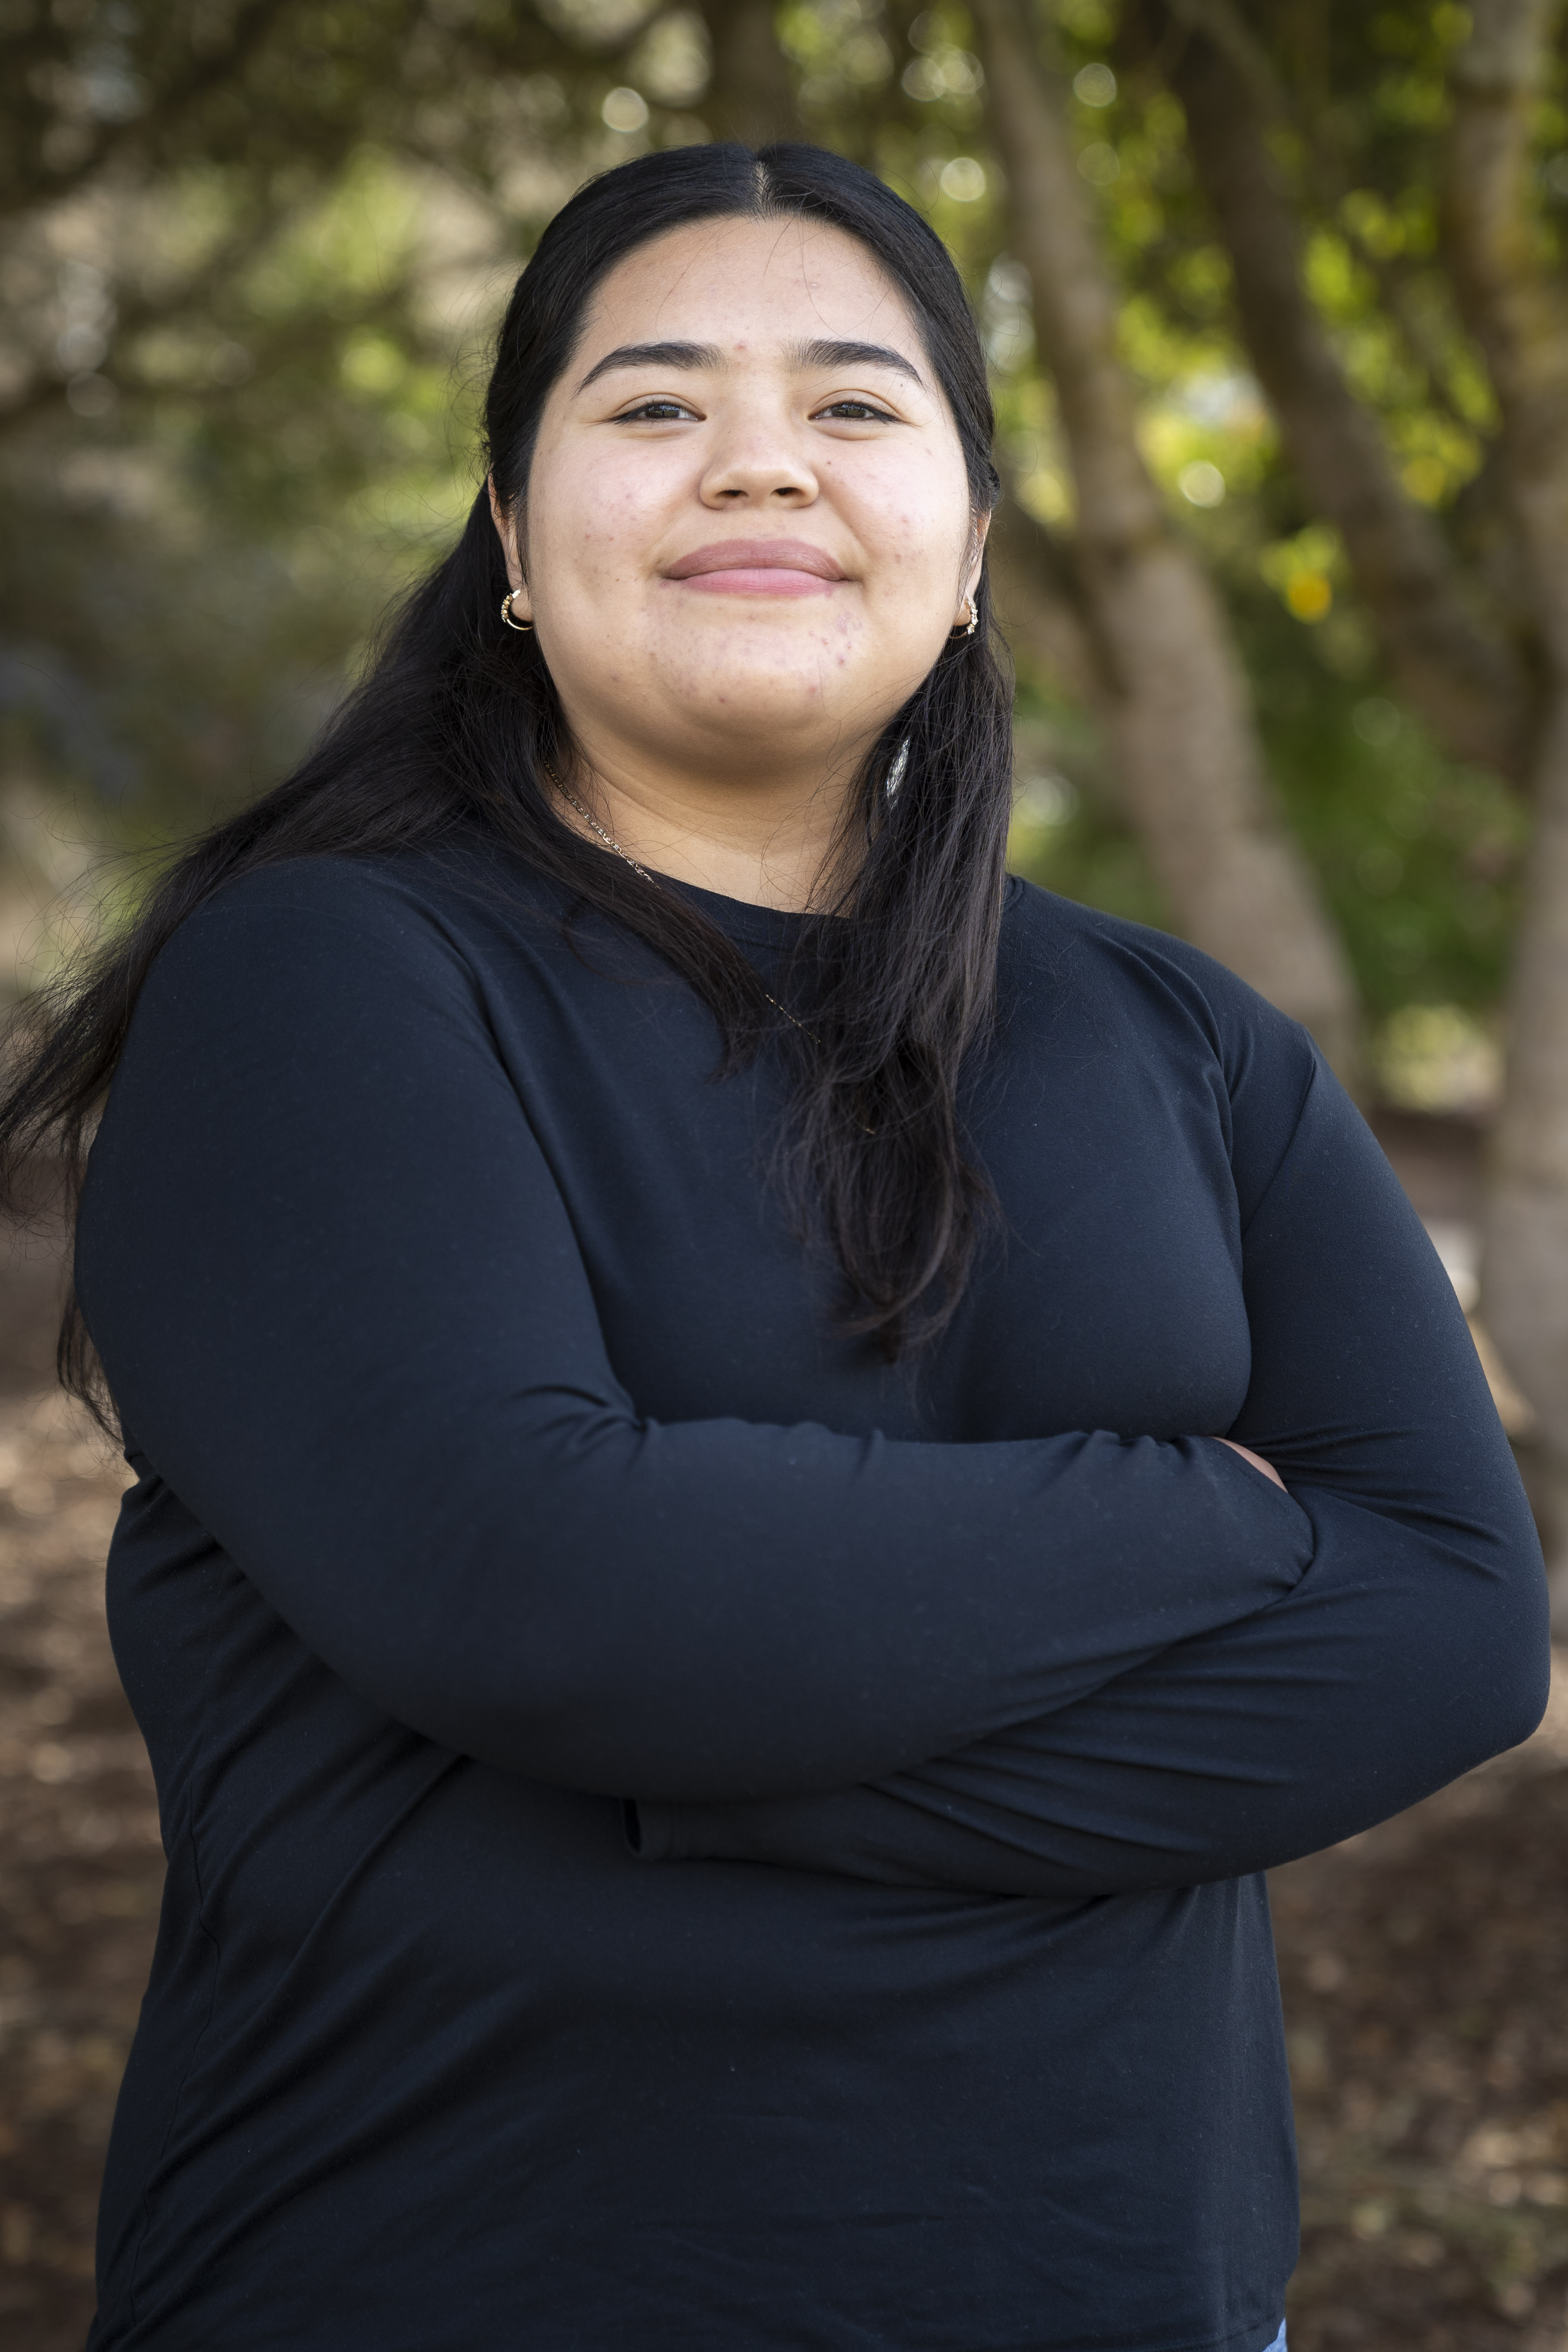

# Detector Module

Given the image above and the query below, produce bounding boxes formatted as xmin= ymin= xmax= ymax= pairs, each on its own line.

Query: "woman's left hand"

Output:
xmin=1213 ymin=1437 xmax=1285 ymax=1490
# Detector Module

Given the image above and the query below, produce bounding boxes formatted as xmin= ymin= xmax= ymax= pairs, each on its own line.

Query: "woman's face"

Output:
xmin=502 ymin=214 xmax=984 ymax=794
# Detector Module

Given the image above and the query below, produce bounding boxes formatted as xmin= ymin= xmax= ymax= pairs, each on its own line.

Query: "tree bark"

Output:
xmin=699 ymin=0 xmax=801 ymax=147
xmin=1447 ymin=0 xmax=1568 ymax=1612
xmin=1159 ymin=3 xmax=1531 ymax=781
xmin=984 ymin=499 xmax=1101 ymax=707
xmin=969 ymin=0 xmax=1361 ymax=1081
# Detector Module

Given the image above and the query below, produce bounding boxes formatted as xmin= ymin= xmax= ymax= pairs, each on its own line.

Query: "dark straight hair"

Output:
xmin=0 ymin=142 xmax=1014 ymax=1417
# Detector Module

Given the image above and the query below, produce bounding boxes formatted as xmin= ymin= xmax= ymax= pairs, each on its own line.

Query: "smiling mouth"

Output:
xmin=662 ymin=538 xmax=847 ymax=598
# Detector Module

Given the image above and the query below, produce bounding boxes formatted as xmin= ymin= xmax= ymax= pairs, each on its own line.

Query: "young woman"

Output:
xmin=5 ymin=143 xmax=1546 ymax=2352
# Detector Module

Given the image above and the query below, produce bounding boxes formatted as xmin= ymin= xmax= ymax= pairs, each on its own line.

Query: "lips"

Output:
xmin=663 ymin=538 xmax=846 ymax=597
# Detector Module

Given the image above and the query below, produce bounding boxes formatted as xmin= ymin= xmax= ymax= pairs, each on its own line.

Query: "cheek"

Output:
xmin=531 ymin=449 xmax=682 ymax=597
xmin=825 ymin=454 xmax=973 ymax=608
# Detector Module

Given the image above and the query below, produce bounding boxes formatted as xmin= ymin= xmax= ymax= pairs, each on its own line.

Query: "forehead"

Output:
xmin=572 ymin=215 xmax=924 ymax=368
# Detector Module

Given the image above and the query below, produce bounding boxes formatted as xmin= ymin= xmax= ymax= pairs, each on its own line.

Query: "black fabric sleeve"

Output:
xmin=76 ymin=869 xmax=1315 ymax=1805
xmin=629 ymin=1057 xmax=1551 ymax=1885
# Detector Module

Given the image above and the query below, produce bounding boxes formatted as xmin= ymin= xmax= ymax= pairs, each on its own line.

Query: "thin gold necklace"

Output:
xmin=553 ymin=777 xmax=818 ymax=1043
xmin=555 ymin=779 xmax=656 ymax=883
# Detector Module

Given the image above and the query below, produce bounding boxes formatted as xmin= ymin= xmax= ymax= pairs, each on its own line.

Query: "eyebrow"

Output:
xmin=793 ymin=338 xmax=926 ymax=387
xmin=574 ymin=336 xmax=926 ymax=393
xmin=575 ymin=341 xmax=722 ymax=391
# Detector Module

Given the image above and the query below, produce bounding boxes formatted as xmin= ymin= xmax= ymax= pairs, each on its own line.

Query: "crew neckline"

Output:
xmin=513 ymin=844 xmax=1026 ymax=953
xmin=660 ymin=872 xmax=823 ymax=950
xmin=661 ymin=869 xmax=1027 ymax=948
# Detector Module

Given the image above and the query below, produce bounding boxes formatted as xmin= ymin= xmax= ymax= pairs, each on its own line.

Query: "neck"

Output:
xmin=552 ymin=740 xmax=867 ymax=914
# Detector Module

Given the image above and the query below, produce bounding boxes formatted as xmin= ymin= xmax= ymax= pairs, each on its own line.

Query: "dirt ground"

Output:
xmin=1 ymin=1119 xmax=1566 ymax=2351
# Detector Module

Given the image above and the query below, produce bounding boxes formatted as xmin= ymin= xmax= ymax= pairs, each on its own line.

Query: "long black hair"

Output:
xmin=0 ymin=142 xmax=1014 ymax=1415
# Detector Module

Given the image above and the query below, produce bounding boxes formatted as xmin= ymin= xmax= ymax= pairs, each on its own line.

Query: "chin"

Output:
xmin=655 ymin=635 xmax=931 ymax=733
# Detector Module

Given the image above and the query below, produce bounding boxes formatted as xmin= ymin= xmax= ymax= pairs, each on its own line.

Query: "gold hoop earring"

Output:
xmin=950 ymin=597 xmax=978 ymax=639
xmin=500 ymin=589 xmax=533 ymax=633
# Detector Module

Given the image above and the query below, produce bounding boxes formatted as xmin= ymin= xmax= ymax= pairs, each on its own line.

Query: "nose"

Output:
xmin=699 ymin=419 xmax=818 ymax=507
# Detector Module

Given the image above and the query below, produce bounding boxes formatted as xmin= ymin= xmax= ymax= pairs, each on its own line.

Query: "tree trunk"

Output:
xmin=1159 ymin=2 xmax=1531 ymax=781
xmin=1447 ymin=0 xmax=1568 ymax=1615
xmin=699 ymin=0 xmax=800 ymax=147
xmin=984 ymin=499 xmax=1100 ymax=707
xmin=968 ymin=0 xmax=1361 ymax=1082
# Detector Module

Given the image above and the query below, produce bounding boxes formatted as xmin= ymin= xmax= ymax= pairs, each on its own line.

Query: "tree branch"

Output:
xmin=968 ymin=0 xmax=1361 ymax=1076
xmin=1442 ymin=2 xmax=1568 ymax=1474
xmin=0 ymin=183 xmax=416 ymax=448
xmin=1446 ymin=0 xmax=1568 ymax=653
xmin=0 ymin=0 xmax=297 ymax=220
xmin=1333 ymin=234 xmax=1483 ymax=443
xmin=1163 ymin=0 xmax=1282 ymax=112
xmin=971 ymin=0 xmax=1165 ymax=568
xmin=1158 ymin=3 xmax=1532 ymax=778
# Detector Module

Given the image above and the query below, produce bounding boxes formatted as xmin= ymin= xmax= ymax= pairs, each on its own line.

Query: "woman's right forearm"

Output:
xmin=630 ymin=1483 xmax=1549 ymax=1896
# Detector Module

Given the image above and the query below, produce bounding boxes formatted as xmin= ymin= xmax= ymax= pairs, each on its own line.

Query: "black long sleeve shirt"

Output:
xmin=77 ymin=847 xmax=1548 ymax=2352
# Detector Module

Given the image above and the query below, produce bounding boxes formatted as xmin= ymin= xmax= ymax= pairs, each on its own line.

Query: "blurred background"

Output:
xmin=3 ymin=0 xmax=1568 ymax=2344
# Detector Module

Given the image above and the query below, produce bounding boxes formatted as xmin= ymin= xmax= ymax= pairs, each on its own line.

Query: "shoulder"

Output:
xmin=1000 ymin=876 xmax=1317 ymax=1084
xmin=1001 ymin=874 xmax=1288 ymax=1035
xmin=162 ymin=841 xmax=549 ymax=962
xmin=138 ymin=841 xmax=568 ymax=1011
xmin=97 ymin=847 xmax=558 ymax=1187
xmin=111 ymin=850 xmax=559 ymax=1115
xmin=998 ymin=877 xmax=1329 ymax=1204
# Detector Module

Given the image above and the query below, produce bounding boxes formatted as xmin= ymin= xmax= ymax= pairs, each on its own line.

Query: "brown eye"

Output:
xmin=814 ymin=399 xmax=897 ymax=423
xmin=617 ymin=399 xmax=696 ymax=422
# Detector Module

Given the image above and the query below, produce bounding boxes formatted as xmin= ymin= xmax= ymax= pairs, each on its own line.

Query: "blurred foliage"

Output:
xmin=0 ymin=0 xmax=1552 ymax=1070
